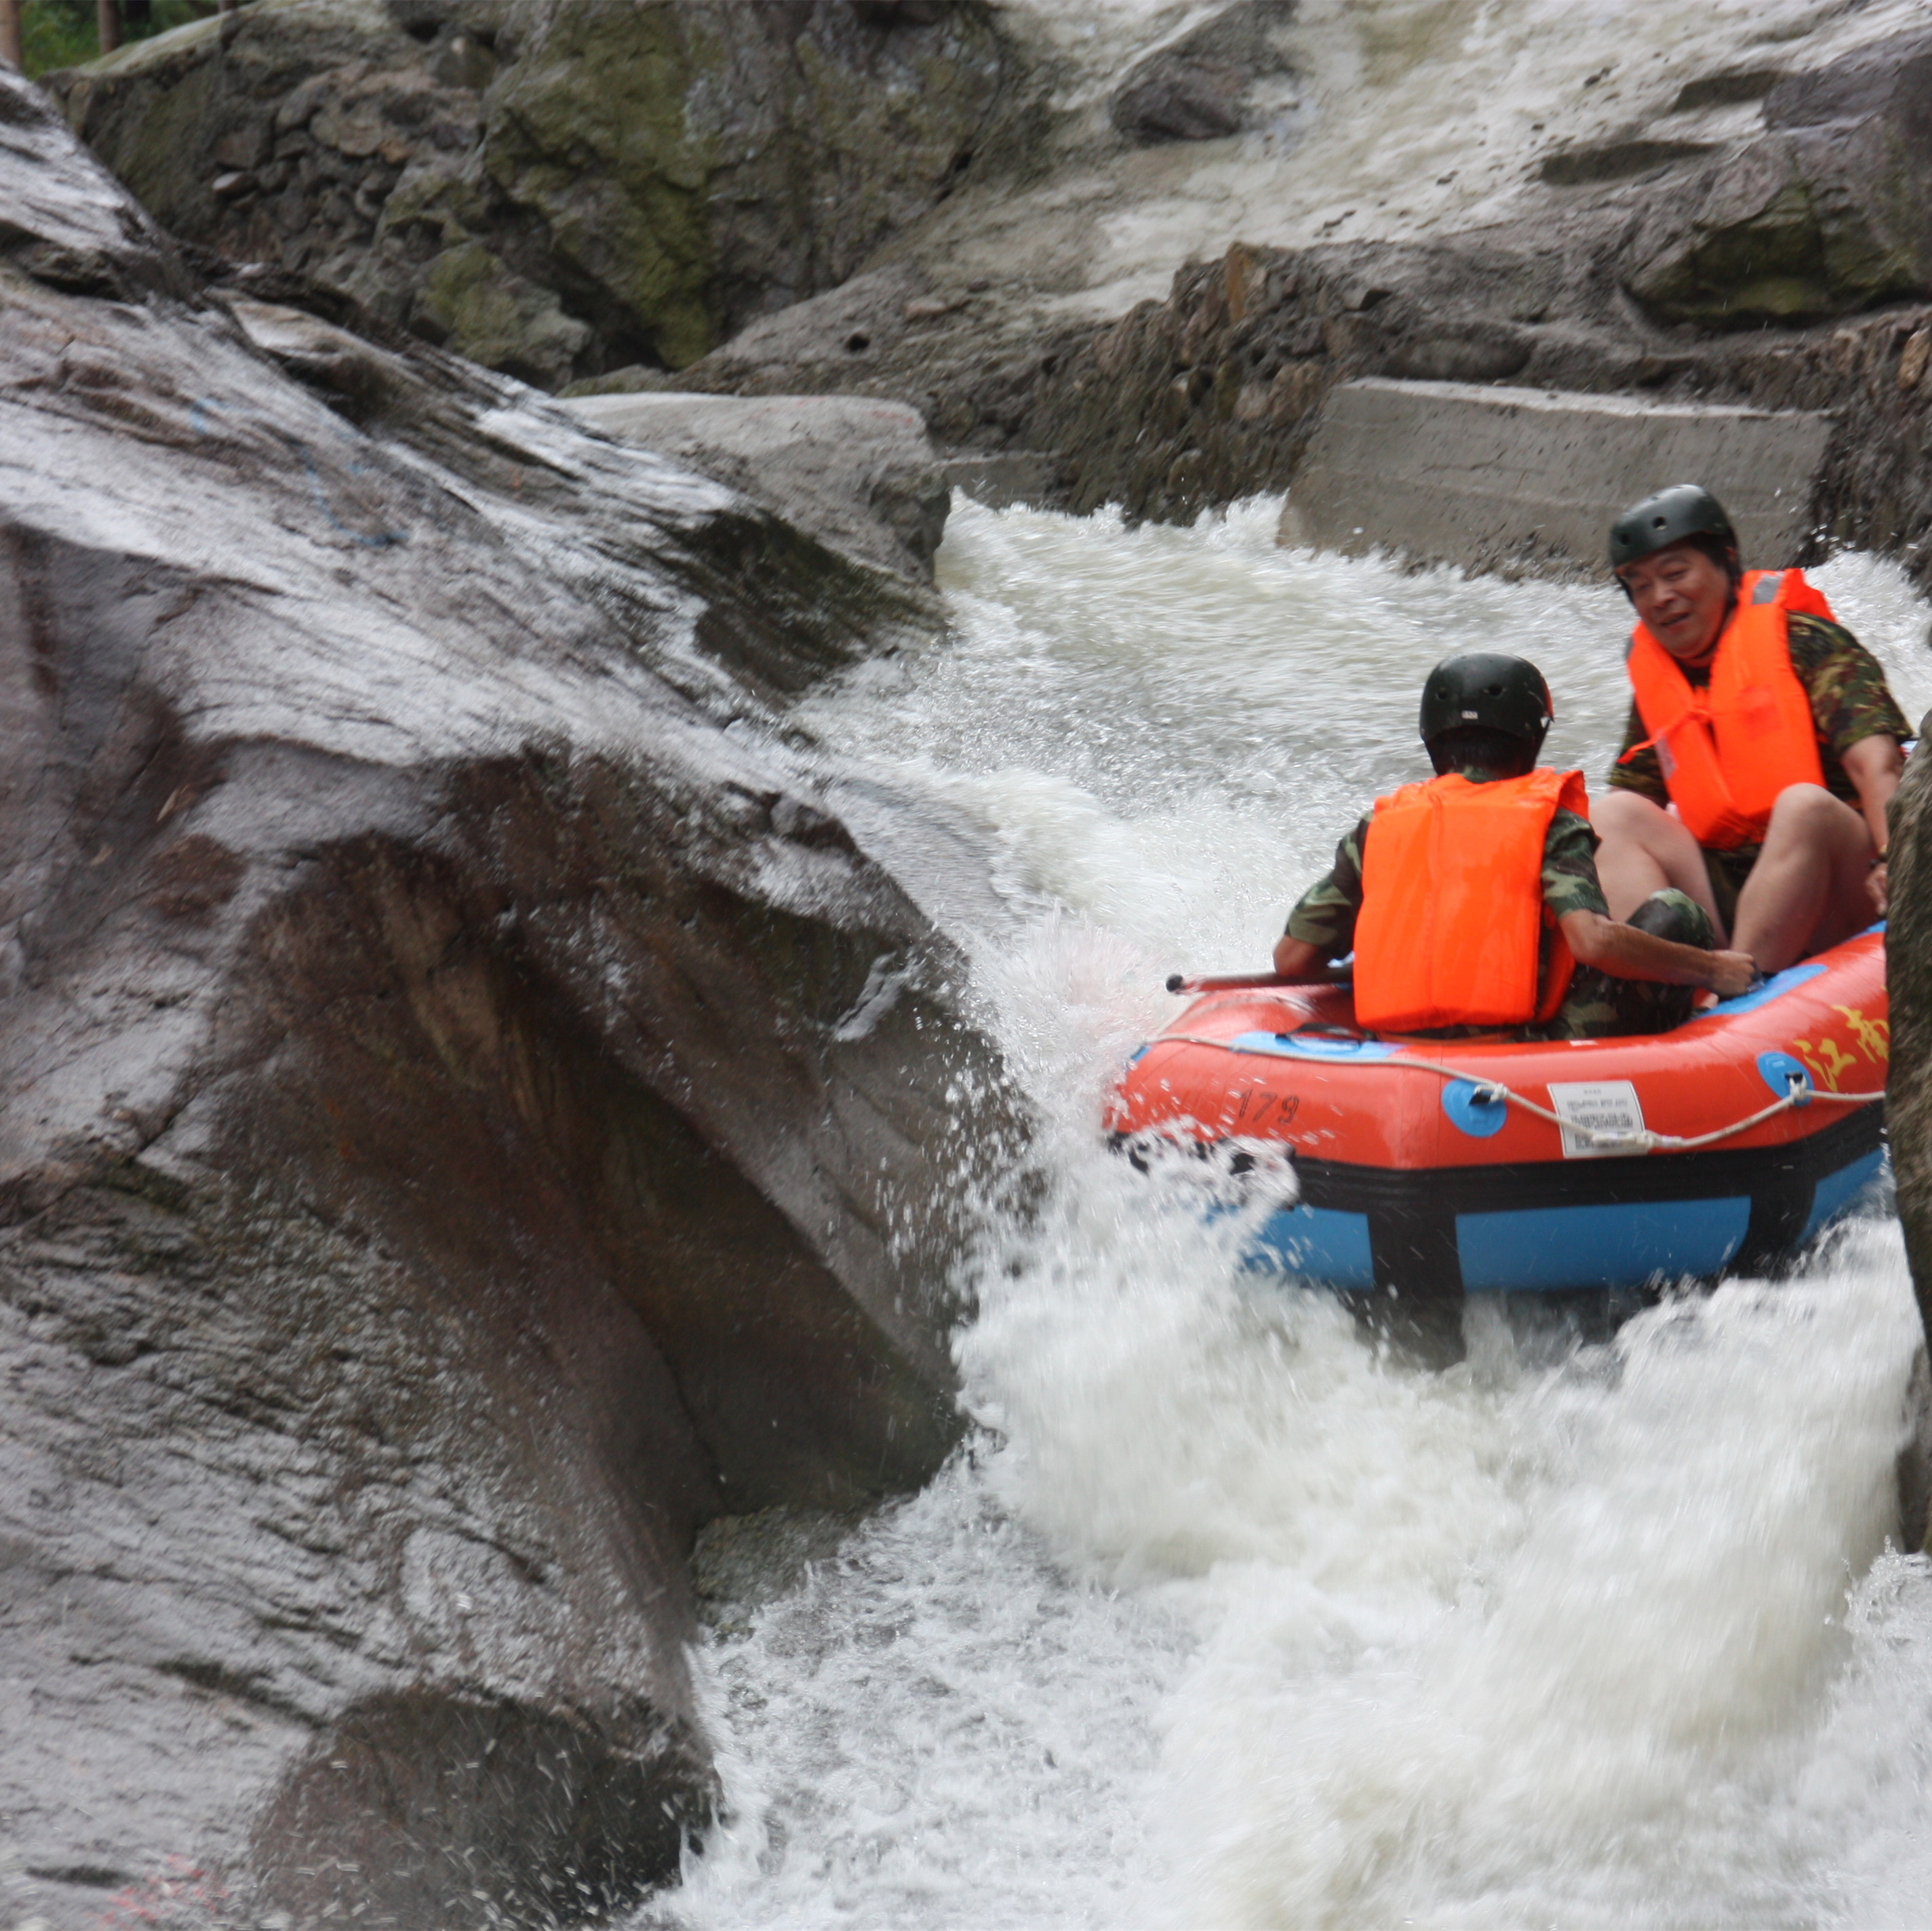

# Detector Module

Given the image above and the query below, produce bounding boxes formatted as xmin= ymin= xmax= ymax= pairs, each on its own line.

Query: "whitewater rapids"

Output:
xmin=643 ymin=499 xmax=1932 ymax=1931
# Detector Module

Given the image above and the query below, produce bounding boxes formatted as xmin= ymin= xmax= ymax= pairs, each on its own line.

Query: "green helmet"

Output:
xmin=1609 ymin=484 xmax=1739 ymax=571
xmin=1418 ymin=653 xmax=1553 ymax=751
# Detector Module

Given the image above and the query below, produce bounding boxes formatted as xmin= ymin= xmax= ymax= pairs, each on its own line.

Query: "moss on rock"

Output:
xmin=482 ymin=0 xmax=717 ymax=369
xmin=415 ymin=238 xmax=592 ymax=386
xmin=50 ymin=0 xmax=1014 ymax=389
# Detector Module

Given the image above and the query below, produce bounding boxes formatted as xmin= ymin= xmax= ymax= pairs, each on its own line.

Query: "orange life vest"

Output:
xmin=1625 ymin=568 xmax=1833 ymax=850
xmin=1354 ymin=768 xmax=1589 ymax=1033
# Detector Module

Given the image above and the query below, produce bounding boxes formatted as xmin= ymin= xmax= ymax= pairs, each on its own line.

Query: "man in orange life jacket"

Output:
xmin=1273 ymin=654 xmax=1754 ymax=1038
xmin=1591 ymin=484 xmax=1909 ymax=975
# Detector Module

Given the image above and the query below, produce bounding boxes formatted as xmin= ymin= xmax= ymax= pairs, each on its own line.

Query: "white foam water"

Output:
xmin=643 ymin=499 xmax=1932 ymax=1931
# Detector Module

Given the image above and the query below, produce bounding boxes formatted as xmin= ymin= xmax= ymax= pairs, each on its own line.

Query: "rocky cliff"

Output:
xmin=1888 ymin=718 xmax=1932 ymax=1545
xmin=47 ymin=0 xmax=1019 ymax=388
xmin=0 ymin=68 xmax=1013 ymax=1931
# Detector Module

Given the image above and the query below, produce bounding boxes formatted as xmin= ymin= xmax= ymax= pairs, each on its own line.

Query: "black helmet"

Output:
xmin=1418 ymin=653 xmax=1553 ymax=750
xmin=1609 ymin=484 xmax=1738 ymax=571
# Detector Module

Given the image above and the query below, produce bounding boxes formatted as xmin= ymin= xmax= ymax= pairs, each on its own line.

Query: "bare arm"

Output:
xmin=1559 ymin=910 xmax=1755 ymax=999
xmin=1844 ymin=733 xmax=1904 ymax=911
xmin=1271 ymin=934 xmax=1351 ymax=980
xmin=1844 ymin=733 xmax=1903 ymax=850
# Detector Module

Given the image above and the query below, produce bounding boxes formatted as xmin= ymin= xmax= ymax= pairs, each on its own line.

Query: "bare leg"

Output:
xmin=1590 ymin=789 xmax=1726 ymax=934
xmin=1731 ymin=784 xmax=1876 ymax=974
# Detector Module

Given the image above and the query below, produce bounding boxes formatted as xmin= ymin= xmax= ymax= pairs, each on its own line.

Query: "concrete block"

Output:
xmin=1278 ymin=378 xmax=1834 ymax=576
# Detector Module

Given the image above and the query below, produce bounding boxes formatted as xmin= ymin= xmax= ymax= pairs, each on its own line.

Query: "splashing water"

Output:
xmin=645 ymin=500 xmax=1932 ymax=1931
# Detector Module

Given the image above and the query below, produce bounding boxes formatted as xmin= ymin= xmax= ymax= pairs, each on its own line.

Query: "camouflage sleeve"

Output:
xmin=1542 ymin=807 xmax=1609 ymax=920
xmin=1786 ymin=613 xmax=1912 ymax=762
xmin=1284 ymin=817 xmax=1368 ymax=954
xmin=1604 ymin=700 xmax=1669 ymax=803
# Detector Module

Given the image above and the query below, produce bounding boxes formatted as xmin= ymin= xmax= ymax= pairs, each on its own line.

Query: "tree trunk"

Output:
xmin=96 ymin=0 xmax=121 ymax=54
xmin=0 ymin=0 xmax=22 ymax=71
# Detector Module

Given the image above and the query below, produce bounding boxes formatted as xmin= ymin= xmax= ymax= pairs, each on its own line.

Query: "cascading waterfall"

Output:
xmin=941 ymin=0 xmax=1930 ymax=312
xmin=645 ymin=500 xmax=1932 ymax=1931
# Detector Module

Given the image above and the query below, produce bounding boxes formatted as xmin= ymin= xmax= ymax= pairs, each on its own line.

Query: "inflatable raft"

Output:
xmin=1107 ymin=927 xmax=1888 ymax=1301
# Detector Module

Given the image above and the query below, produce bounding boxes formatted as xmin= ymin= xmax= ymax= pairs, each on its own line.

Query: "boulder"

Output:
xmin=561 ymin=391 xmax=951 ymax=582
xmin=49 ymin=0 xmax=1016 ymax=388
xmin=1108 ymin=0 xmax=1299 ymax=147
xmin=1619 ymin=28 xmax=1932 ymax=325
xmin=0 ymin=70 xmax=1011 ymax=1931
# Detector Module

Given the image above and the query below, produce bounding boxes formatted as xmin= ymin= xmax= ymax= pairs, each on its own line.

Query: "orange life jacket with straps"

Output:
xmin=1354 ymin=768 xmax=1589 ymax=1033
xmin=1623 ymin=568 xmax=1833 ymax=850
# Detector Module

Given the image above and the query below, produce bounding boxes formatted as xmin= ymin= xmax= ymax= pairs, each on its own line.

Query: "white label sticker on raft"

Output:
xmin=1545 ymin=1080 xmax=1646 ymax=1159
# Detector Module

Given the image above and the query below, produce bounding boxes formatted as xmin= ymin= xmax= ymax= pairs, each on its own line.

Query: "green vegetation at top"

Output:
xmin=22 ymin=0 xmax=212 ymax=77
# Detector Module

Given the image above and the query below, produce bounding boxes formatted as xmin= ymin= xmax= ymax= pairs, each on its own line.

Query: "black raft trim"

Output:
xmin=1110 ymin=1103 xmax=1882 ymax=1297
xmin=1290 ymin=1101 xmax=1878 ymax=1215
xmin=1289 ymin=1101 xmax=1882 ymax=1295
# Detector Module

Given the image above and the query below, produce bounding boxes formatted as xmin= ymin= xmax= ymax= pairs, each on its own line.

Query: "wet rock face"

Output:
xmin=620 ymin=15 xmax=1932 ymax=579
xmin=0 ymin=72 xmax=1009 ymax=1931
xmin=1887 ymin=702 xmax=1932 ymax=1335
xmin=50 ymin=0 xmax=1014 ymax=388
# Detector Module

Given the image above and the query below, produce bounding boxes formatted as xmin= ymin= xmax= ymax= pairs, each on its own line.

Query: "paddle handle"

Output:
xmin=1166 ymin=971 xmax=1296 ymax=994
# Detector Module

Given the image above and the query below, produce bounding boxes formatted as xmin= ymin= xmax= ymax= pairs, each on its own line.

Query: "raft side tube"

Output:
xmin=1111 ymin=928 xmax=1889 ymax=1298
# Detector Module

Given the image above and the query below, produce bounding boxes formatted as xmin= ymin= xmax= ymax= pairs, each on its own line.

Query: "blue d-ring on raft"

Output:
xmin=1756 ymin=1051 xmax=1815 ymax=1105
xmin=1442 ymin=1078 xmax=1507 ymax=1137
xmin=1227 ymin=1031 xmax=1404 ymax=1061
xmin=1700 ymin=960 xmax=1826 ymax=1017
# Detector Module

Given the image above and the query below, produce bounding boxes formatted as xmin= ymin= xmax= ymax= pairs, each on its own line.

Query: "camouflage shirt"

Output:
xmin=1606 ymin=610 xmax=1910 ymax=813
xmin=1285 ymin=768 xmax=1609 ymax=957
xmin=1282 ymin=773 xmax=1713 ymax=1041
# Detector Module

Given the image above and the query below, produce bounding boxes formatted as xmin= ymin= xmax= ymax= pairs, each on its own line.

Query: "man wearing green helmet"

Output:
xmin=1593 ymin=484 xmax=1909 ymax=974
xmin=1273 ymin=652 xmax=1754 ymax=1039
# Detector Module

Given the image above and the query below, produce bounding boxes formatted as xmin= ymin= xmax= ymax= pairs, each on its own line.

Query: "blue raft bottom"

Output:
xmin=1250 ymin=1148 xmax=1887 ymax=1294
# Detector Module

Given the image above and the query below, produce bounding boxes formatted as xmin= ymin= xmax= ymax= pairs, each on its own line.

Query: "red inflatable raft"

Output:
xmin=1107 ymin=927 xmax=1888 ymax=1302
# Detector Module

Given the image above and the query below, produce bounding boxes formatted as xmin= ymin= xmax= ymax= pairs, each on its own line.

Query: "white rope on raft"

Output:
xmin=1141 ymin=1035 xmax=1885 ymax=1155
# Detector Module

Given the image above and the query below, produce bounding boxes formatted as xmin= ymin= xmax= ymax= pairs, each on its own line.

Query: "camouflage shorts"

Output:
xmin=1537 ymin=888 xmax=1717 ymax=1041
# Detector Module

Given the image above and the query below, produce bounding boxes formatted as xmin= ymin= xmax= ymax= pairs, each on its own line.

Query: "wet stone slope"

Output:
xmin=0 ymin=69 xmax=1012 ymax=1931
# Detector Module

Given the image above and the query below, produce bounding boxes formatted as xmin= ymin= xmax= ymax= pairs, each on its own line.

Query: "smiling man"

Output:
xmin=1592 ymin=484 xmax=1910 ymax=975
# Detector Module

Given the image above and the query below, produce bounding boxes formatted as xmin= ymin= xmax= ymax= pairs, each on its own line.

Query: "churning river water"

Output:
xmin=644 ymin=499 xmax=1932 ymax=1931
